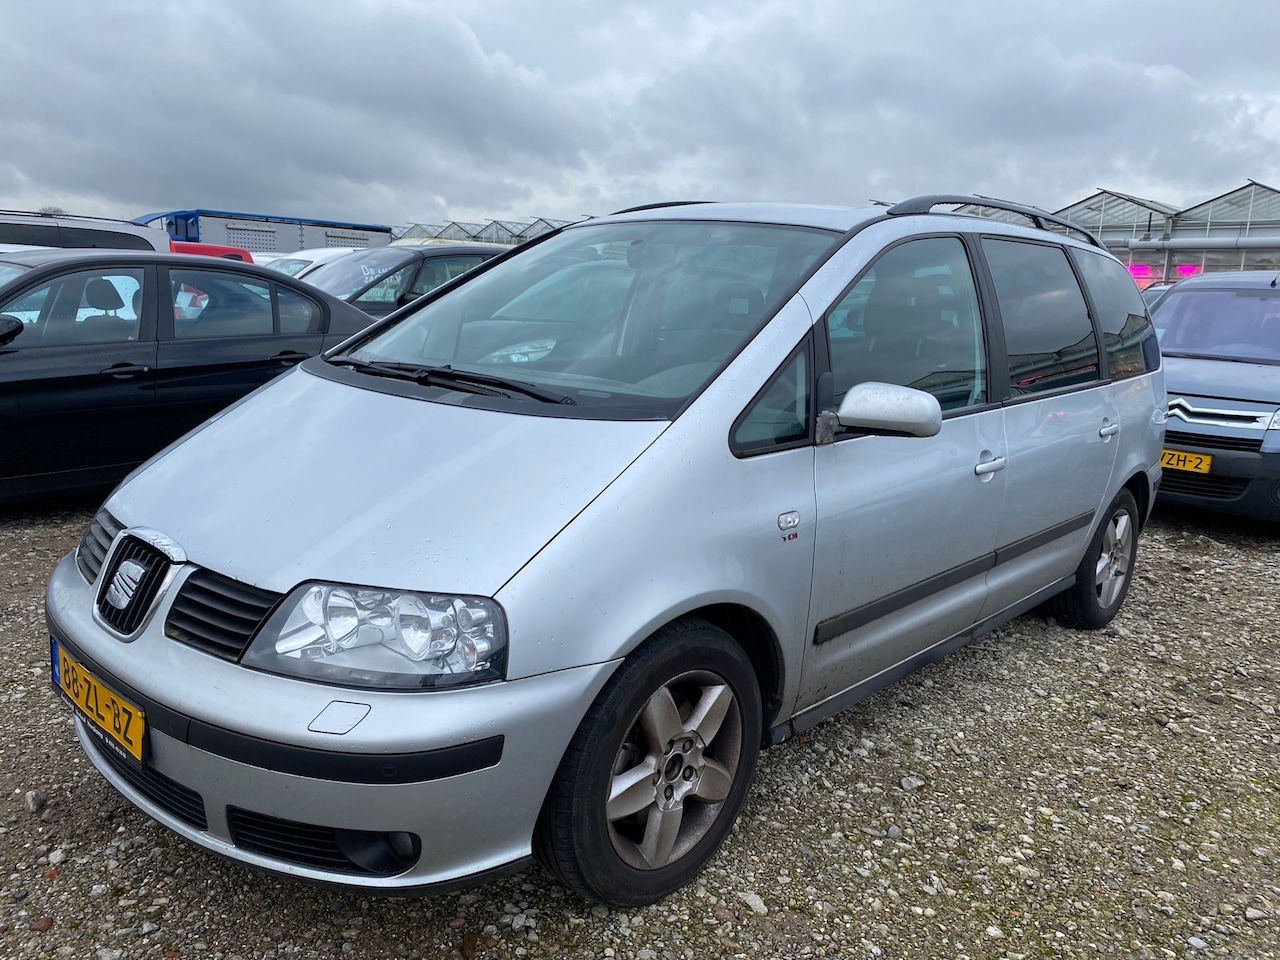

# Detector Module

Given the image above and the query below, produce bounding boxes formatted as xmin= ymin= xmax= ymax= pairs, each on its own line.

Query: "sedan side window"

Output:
xmin=0 ymin=269 xmax=146 ymax=345
xmin=277 ymin=287 xmax=323 ymax=334
xmin=826 ymin=237 xmax=987 ymax=412
xmin=171 ymin=270 xmax=272 ymax=338
xmin=982 ymin=239 xmax=1101 ymax=395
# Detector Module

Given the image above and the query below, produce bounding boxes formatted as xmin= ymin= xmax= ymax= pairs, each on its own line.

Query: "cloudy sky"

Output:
xmin=4 ymin=0 xmax=1280 ymax=228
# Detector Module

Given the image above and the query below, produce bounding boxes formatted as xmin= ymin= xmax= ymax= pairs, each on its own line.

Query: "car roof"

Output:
xmin=581 ymin=200 xmax=1108 ymax=252
xmin=1159 ymin=270 xmax=1280 ymax=290
xmin=0 ymin=248 xmax=286 ymax=274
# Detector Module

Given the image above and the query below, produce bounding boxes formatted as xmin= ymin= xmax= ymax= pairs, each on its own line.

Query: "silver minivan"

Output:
xmin=46 ymin=197 xmax=1164 ymax=906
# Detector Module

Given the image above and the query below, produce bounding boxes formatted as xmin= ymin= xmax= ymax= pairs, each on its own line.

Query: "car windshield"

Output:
xmin=305 ymin=248 xmax=417 ymax=299
xmin=0 ymin=262 xmax=30 ymax=288
xmin=340 ymin=219 xmax=839 ymax=418
xmin=265 ymin=257 xmax=311 ymax=277
xmin=1152 ymin=288 xmax=1280 ymax=361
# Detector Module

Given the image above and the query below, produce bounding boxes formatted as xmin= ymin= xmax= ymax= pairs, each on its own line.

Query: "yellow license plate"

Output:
xmin=51 ymin=638 xmax=146 ymax=764
xmin=1161 ymin=448 xmax=1213 ymax=474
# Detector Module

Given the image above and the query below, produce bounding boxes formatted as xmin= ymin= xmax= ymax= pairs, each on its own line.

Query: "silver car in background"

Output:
xmin=46 ymin=196 xmax=1163 ymax=906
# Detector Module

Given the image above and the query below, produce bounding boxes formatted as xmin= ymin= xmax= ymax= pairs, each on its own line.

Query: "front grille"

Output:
xmin=227 ymin=808 xmax=416 ymax=876
xmin=96 ymin=538 xmax=172 ymax=635
xmin=1160 ymin=472 xmax=1250 ymax=500
xmin=1165 ymin=430 xmax=1264 ymax=453
xmin=165 ymin=570 xmax=281 ymax=661
xmin=76 ymin=511 xmax=124 ymax=583
xmin=84 ymin=730 xmax=207 ymax=829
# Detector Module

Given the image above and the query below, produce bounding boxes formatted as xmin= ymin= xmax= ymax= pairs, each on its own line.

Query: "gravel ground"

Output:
xmin=1 ymin=497 xmax=1277 ymax=960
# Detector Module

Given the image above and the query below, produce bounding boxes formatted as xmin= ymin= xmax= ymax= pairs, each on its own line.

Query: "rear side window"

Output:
xmin=58 ymin=227 xmax=154 ymax=250
xmin=1071 ymin=249 xmax=1160 ymax=379
xmin=982 ymin=239 xmax=1100 ymax=396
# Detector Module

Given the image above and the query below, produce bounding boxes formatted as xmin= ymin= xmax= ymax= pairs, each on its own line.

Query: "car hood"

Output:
xmin=1163 ymin=355 xmax=1280 ymax=406
xmin=107 ymin=368 xmax=667 ymax=596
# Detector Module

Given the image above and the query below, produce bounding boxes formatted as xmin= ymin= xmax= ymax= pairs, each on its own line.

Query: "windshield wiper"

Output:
xmin=423 ymin=365 xmax=576 ymax=404
xmin=326 ymin=357 xmax=505 ymax=396
xmin=326 ymin=356 xmax=575 ymax=403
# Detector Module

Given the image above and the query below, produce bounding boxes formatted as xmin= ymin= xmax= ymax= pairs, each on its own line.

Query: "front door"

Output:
xmin=0 ymin=265 xmax=157 ymax=491
xmin=800 ymin=236 xmax=1005 ymax=714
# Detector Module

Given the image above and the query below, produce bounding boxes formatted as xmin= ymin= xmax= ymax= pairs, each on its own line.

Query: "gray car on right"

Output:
xmin=1152 ymin=270 xmax=1280 ymax=520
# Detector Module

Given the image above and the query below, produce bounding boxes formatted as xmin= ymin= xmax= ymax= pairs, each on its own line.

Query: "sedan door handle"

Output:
xmin=100 ymin=363 xmax=150 ymax=379
xmin=1099 ymin=422 xmax=1121 ymax=438
xmin=272 ymin=350 xmax=310 ymax=366
xmin=974 ymin=456 xmax=1006 ymax=476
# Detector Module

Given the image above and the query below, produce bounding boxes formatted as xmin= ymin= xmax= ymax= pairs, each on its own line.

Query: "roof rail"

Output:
xmin=886 ymin=194 xmax=1105 ymax=249
xmin=609 ymin=200 xmax=712 ymax=216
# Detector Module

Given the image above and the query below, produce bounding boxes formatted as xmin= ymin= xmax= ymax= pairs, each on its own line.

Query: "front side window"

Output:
xmin=409 ymin=255 xmax=488 ymax=297
xmin=1071 ymin=248 xmax=1160 ymax=379
xmin=342 ymin=220 xmax=839 ymax=418
xmin=1153 ymin=288 xmax=1280 ymax=362
xmin=355 ymin=263 xmax=417 ymax=306
xmin=732 ymin=342 xmax=811 ymax=454
xmin=0 ymin=268 xmax=145 ymax=345
xmin=170 ymin=269 xmax=272 ymax=338
xmin=826 ymin=236 xmax=987 ymax=411
xmin=982 ymin=238 xmax=1100 ymax=396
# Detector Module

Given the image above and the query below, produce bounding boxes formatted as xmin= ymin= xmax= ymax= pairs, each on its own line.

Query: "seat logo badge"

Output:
xmin=106 ymin=560 xmax=147 ymax=610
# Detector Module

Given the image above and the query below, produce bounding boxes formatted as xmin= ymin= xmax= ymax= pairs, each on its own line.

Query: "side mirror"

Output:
xmin=396 ymin=290 xmax=422 ymax=308
xmin=836 ymin=381 xmax=942 ymax=438
xmin=0 ymin=314 xmax=24 ymax=347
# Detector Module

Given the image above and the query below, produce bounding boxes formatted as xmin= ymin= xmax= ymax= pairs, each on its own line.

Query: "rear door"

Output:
xmin=155 ymin=266 xmax=326 ymax=446
xmin=975 ymin=237 xmax=1119 ymax=620
xmin=0 ymin=265 xmax=157 ymax=487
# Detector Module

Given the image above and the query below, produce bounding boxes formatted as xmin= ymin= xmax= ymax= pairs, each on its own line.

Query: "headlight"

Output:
xmin=242 ymin=583 xmax=506 ymax=690
xmin=1269 ymin=410 xmax=1280 ymax=430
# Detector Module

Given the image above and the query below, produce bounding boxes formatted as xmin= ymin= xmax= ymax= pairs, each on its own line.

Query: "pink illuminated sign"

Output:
xmin=1175 ymin=264 xmax=1201 ymax=277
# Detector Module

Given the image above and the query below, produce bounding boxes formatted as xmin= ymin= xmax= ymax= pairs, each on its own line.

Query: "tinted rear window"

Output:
xmin=982 ymin=238 xmax=1101 ymax=396
xmin=1070 ymin=248 xmax=1160 ymax=379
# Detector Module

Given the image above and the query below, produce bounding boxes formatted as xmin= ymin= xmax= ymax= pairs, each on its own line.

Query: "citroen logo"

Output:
xmin=105 ymin=560 xmax=147 ymax=610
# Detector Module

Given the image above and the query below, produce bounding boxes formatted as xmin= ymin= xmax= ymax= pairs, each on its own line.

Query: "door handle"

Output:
xmin=1099 ymin=422 xmax=1121 ymax=438
xmin=100 ymin=363 xmax=150 ymax=379
xmin=273 ymin=350 xmax=310 ymax=366
xmin=974 ymin=456 xmax=1006 ymax=476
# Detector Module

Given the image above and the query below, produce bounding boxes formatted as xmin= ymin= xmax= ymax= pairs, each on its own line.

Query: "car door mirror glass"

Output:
xmin=836 ymin=381 xmax=941 ymax=437
xmin=0 ymin=314 xmax=24 ymax=346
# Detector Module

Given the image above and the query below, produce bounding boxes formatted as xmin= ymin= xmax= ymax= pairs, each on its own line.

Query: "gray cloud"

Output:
xmin=3 ymin=0 xmax=1280 ymax=225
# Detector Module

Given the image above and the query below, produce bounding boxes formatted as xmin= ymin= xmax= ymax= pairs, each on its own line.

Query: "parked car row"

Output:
xmin=16 ymin=191 xmax=1280 ymax=915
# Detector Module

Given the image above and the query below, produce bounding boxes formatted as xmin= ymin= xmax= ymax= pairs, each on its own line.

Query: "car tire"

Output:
xmin=534 ymin=618 xmax=762 ymax=906
xmin=1052 ymin=489 xmax=1139 ymax=630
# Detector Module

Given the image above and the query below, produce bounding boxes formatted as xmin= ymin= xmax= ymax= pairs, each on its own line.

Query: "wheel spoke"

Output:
xmin=1094 ymin=550 xmax=1110 ymax=585
xmin=1113 ymin=513 xmax=1131 ymax=553
xmin=638 ymin=804 xmax=684 ymax=868
xmin=640 ymin=686 xmax=683 ymax=751
xmin=607 ymin=759 xmax=659 ymax=821
xmin=686 ymin=683 xmax=733 ymax=745
xmin=691 ymin=758 xmax=733 ymax=803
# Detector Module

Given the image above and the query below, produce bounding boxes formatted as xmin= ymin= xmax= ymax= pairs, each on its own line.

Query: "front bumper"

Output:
xmin=1157 ymin=445 xmax=1280 ymax=521
xmin=47 ymin=553 xmax=617 ymax=891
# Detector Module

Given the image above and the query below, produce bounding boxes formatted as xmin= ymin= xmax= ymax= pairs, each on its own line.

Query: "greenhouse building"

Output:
xmin=1053 ymin=180 xmax=1280 ymax=287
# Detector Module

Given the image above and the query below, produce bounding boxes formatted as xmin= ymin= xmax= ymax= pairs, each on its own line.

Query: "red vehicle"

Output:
xmin=169 ymin=240 xmax=254 ymax=262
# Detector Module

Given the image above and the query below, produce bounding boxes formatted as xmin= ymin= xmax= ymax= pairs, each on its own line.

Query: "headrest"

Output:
xmin=710 ymin=282 xmax=764 ymax=321
xmin=85 ymin=278 xmax=124 ymax=311
xmin=626 ymin=240 xmax=677 ymax=270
